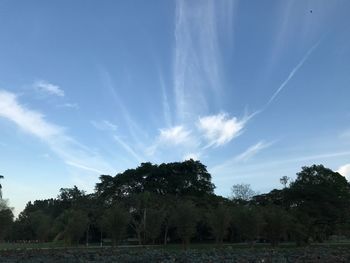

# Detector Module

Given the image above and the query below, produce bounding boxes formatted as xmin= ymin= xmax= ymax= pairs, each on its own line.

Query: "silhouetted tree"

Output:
xmin=207 ymin=204 xmax=231 ymax=244
xmin=102 ymin=204 xmax=129 ymax=246
xmin=231 ymin=184 xmax=255 ymax=202
xmin=173 ymin=201 xmax=198 ymax=249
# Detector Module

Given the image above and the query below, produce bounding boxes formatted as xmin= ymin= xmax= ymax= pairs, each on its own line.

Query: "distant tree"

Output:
xmin=230 ymin=206 xmax=262 ymax=245
xmin=102 ymin=204 xmax=129 ymax=246
xmin=0 ymin=199 xmax=13 ymax=240
xmin=231 ymin=184 xmax=255 ymax=201
xmin=0 ymin=175 xmax=4 ymax=199
xmin=56 ymin=210 xmax=88 ymax=245
xmin=145 ymin=208 xmax=166 ymax=244
xmin=29 ymin=210 xmax=52 ymax=241
xmin=207 ymin=204 xmax=231 ymax=244
xmin=128 ymin=192 xmax=152 ymax=245
xmin=262 ymin=206 xmax=292 ymax=246
xmin=280 ymin=176 xmax=290 ymax=188
xmin=173 ymin=201 xmax=198 ymax=249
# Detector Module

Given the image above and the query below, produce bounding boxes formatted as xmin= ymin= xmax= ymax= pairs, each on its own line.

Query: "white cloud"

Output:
xmin=65 ymin=161 xmax=106 ymax=174
xmin=91 ymin=120 xmax=117 ymax=131
xmin=173 ymin=0 xmax=234 ymax=121
xmin=159 ymin=126 xmax=191 ymax=145
xmin=34 ymin=80 xmax=65 ymax=97
xmin=337 ymin=164 xmax=350 ymax=181
xmin=147 ymin=126 xmax=193 ymax=156
xmin=197 ymin=113 xmax=245 ymax=148
xmin=265 ymin=40 xmax=321 ymax=108
xmin=58 ymin=103 xmax=79 ymax=109
xmin=0 ymin=89 xmax=113 ymax=175
xmin=0 ymin=90 xmax=63 ymax=139
xmin=235 ymin=141 xmax=273 ymax=162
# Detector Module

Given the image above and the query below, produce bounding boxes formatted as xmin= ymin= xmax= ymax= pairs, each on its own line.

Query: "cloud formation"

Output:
xmin=0 ymin=89 xmax=113 ymax=175
xmin=173 ymin=0 xmax=233 ymax=121
xmin=91 ymin=120 xmax=118 ymax=131
xmin=34 ymin=80 xmax=65 ymax=97
xmin=159 ymin=126 xmax=191 ymax=145
xmin=0 ymin=90 xmax=63 ymax=139
xmin=113 ymin=135 xmax=144 ymax=163
xmin=337 ymin=164 xmax=350 ymax=181
xmin=235 ymin=141 xmax=273 ymax=162
xmin=198 ymin=113 xmax=245 ymax=148
xmin=265 ymin=40 xmax=321 ymax=107
xmin=147 ymin=125 xmax=193 ymax=157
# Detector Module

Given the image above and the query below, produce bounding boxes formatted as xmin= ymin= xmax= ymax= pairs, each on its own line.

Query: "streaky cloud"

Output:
xmin=174 ymin=0 xmax=233 ymax=121
xmin=91 ymin=120 xmax=118 ymax=131
xmin=265 ymin=39 xmax=321 ymax=108
xmin=34 ymin=80 xmax=65 ymax=97
xmin=0 ymin=89 xmax=114 ymax=176
xmin=113 ymin=135 xmax=144 ymax=163
xmin=212 ymin=149 xmax=350 ymax=177
xmin=99 ymin=68 xmax=147 ymax=145
xmin=235 ymin=141 xmax=274 ymax=162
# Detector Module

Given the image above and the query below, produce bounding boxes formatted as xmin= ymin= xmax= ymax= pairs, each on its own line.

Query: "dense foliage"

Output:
xmin=1 ymin=162 xmax=350 ymax=247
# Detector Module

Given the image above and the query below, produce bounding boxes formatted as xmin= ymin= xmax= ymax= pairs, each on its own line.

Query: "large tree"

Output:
xmin=287 ymin=165 xmax=350 ymax=241
xmin=96 ymin=160 xmax=215 ymax=201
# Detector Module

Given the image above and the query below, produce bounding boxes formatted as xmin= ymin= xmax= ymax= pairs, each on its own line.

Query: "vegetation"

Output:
xmin=1 ymin=161 xmax=350 ymax=249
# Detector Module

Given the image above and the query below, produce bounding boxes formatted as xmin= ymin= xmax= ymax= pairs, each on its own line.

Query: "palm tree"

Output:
xmin=0 ymin=175 xmax=4 ymax=199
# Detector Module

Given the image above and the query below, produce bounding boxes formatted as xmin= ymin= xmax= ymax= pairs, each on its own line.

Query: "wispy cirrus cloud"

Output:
xmin=0 ymin=89 xmax=113 ymax=176
xmin=264 ymin=39 xmax=321 ymax=108
xmin=197 ymin=113 xmax=246 ymax=148
xmin=34 ymin=80 xmax=65 ymax=97
xmin=99 ymin=68 xmax=147 ymax=145
xmin=0 ymin=90 xmax=63 ymax=139
xmin=212 ymin=149 xmax=350 ymax=177
xmin=235 ymin=141 xmax=274 ymax=162
xmin=173 ymin=0 xmax=234 ymax=121
xmin=147 ymin=125 xmax=193 ymax=156
xmin=58 ymin=103 xmax=79 ymax=109
xmin=210 ymin=140 xmax=274 ymax=174
xmin=91 ymin=120 xmax=118 ymax=131
xmin=113 ymin=135 xmax=144 ymax=163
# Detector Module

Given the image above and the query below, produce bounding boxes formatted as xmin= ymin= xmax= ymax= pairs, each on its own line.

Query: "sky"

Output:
xmin=0 ymin=0 xmax=350 ymax=215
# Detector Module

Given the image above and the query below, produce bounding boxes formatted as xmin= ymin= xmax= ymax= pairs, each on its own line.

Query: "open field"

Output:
xmin=1 ymin=243 xmax=350 ymax=262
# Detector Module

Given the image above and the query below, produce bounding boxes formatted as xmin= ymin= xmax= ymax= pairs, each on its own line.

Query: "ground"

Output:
xmin=0 ymin=243 xmax=350 ymax=262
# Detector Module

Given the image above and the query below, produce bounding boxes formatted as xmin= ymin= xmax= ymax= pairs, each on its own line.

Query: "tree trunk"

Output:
xmin=164 ymin=224 xmax=169 ymax=245
xmin=86 ymin=225 xmax=90 ymax=247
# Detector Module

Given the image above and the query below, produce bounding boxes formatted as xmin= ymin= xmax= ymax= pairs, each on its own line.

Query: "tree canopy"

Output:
xmin=96 ymin=159 xmax=215 ymax=201
xmin=3 ymin=162 xmax=350 ymax=247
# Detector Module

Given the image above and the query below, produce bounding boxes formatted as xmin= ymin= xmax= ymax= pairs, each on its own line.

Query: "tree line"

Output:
xmin=1 ymin=160 xmax=349 ymax=247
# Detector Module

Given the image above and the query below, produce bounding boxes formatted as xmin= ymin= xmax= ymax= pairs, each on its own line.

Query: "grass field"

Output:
xmin=0 ymin=243 xmax=350 ymax=262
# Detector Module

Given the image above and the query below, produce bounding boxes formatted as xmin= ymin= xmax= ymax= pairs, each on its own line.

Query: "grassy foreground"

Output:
xmin=1 ymin=243 xmax=350 ymax=262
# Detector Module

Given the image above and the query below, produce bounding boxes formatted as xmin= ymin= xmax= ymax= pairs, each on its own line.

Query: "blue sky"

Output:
xmin=1 ymin=0 xmax=350 ymax=215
